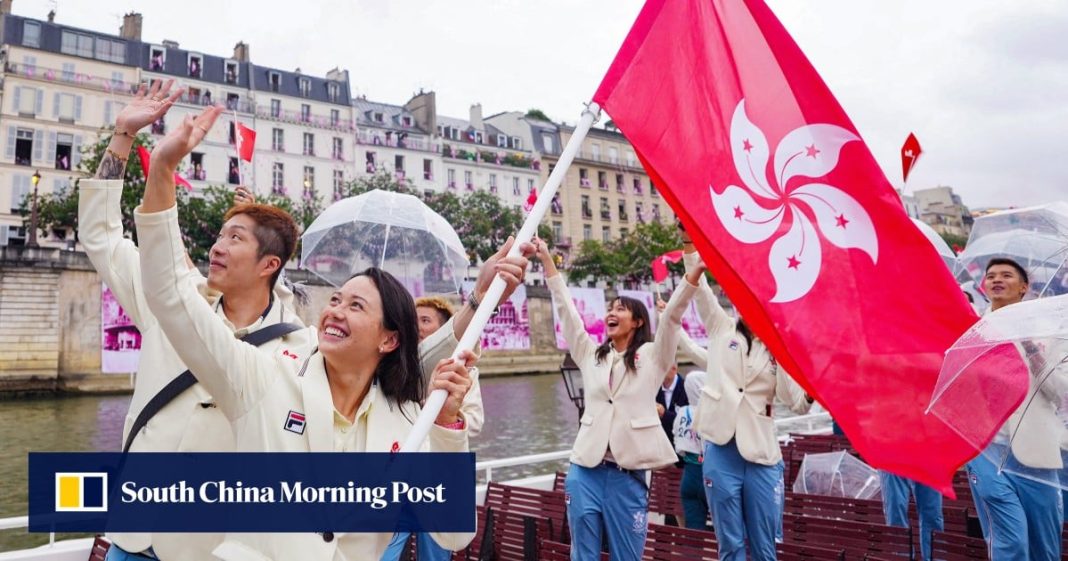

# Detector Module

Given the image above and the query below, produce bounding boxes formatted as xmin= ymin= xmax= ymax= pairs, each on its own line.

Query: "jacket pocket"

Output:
xmin=630 ymin=416 xmax=661 ymax=429
xmin=701 ymin=383 xmax=722 ymax=401
xmin=580 ymin=413 xmax=594 ymax=426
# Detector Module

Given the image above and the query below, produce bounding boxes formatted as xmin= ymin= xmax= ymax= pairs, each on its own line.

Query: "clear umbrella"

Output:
xmin=792 ymin=450 xmax=882 ymax=500
xmin=912 ymin=218 xmax=963 ymax=278
xmin=928 ymin=294 xmax=1068 ymax=489
xmin=300 ymin=190 xmax=468 ymax=295
xmin=958 ymin=202 xmax=1068 ymax=299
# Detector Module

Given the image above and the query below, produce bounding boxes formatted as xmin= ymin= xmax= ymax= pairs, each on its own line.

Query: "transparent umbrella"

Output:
xmin=792 ymin=450 xmax=881 ymax=500
xmin=928 ymin=294 xmax=1068 ymax=489
xmin=958 ymin=202 xmax=1068 ymax=299
xmin=300 ymin=190 xmax=468 ymax=295
xmin=912 ymin=218 xmax=963 ymax=278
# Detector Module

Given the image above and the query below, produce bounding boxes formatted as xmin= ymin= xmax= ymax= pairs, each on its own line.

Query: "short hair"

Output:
xmin=415 ymin=295 xmax=455 ymax=326
xmin=224 ymin=203 xmax=300 ymax=288
xmin=986 ymin=257 xmax=1029 ymax=285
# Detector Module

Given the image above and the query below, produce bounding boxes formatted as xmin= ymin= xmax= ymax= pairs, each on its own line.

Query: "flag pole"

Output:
xmin=401 ymin=101 xmax=602 ymax=452
xmin=232 ymin=110 xmax=243 ymax=187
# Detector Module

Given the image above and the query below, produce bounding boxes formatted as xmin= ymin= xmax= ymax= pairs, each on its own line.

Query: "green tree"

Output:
xmin=456 ymin=190 xmax=524 ymax=261
xmin=613 ymin=220 xmax=684 ymax=285
xmin=939 ymin=231 xmax=969 ymax=253
xmin=339 ymin=169 xmax=414 ymax=198
xmin=567 ymin=239 xmax=622 ymax=283
xmin=525 ymin=108 xmax=551 ymax=122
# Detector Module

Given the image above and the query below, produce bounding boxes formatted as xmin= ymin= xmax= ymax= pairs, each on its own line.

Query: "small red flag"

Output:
xmin=901 ymin=133 xmax=922 ymax=183
xmin=651 ymin=249 xmax=684 ymax=283
xmin=136 ymin=144 xmax=193 ymax=192
xmin=524 ymin=188 xmax=538 ymax=212
xmin=236 ymin=122 xmax=256 ymax=162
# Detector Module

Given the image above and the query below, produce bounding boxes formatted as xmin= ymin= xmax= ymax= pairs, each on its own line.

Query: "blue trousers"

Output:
xmin=967 ymin=454 xmax=1063 ymax=561
xmin=680 ymin=460 xmax=709 ymax=530
xmin=879 ymin=471 xmax=944 ymax=561
xmin=380 ymin=532 xmax=452 ymax=561
xmin=104 ymin=546 xmax=156 ymax=561
xmin=565 ymin=463 xmax=649 ymax=561
xmin=703 ymin=439 xmax=780 ymax=561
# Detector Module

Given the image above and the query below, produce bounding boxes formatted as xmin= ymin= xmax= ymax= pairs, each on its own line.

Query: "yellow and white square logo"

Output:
xmin=55 ymin=472 xmax=108 ymax=512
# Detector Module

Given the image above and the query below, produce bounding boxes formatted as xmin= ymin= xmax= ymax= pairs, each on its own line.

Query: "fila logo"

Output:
xmin=55 ymin=472 xmax=108 ymax=512
xmin=282 ymin=350 xmax=299 ymax=360
xmin=284 ymin=410 xmax=306 ymax=435
xmin=729 ymin=340 xmax=740 ymax=351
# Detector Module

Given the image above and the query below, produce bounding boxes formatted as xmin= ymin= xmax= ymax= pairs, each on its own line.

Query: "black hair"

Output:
xmin=986 ymin=258 xmax=1029 ymax=285
xmin=351 ymin=268 xmax=425 ymax=412
xmin=736 ymin=317 xmax=755 ymax=356
xmin=594 ymin=296 xmax=651 ymax=372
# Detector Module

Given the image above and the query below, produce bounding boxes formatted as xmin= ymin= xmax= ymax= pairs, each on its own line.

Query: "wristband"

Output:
xmin=437 ymin=419 xmax=465 ymax=431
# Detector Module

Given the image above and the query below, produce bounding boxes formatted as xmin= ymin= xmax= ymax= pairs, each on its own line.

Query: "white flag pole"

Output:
xmin=401 ymin=102 xmax=602 ymax=452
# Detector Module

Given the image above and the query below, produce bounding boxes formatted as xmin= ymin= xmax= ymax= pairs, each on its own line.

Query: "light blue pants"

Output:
xmin=967 ymin=453 xmax=1063 ymax=561
xmin=380 ymin=532 xmax=451 ymax=561
xmin=565 ymin=463 xmax=649 ymax=561
xmin=703 ymin=439 xmax=780 ymax=561
xmin=879 ymin=471 xmax=944 ymax=561
xmin=680 ymin=459 xmax=709 ymax=530
xmin=104 ymin=545 xmax=156 ymax=561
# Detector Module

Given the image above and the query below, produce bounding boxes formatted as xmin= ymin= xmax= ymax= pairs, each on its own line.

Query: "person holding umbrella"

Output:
xmin=967 ymin=257 xmax=1065 ymax=561
xmin=534 ymin=237 xmax=699 ymax=561
xmin=132 ymin=104 xmax=531 ymax=559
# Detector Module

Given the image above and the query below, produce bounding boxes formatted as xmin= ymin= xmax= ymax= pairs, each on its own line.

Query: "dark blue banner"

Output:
xmin=29 ymin=453 xmax=475 ymax=533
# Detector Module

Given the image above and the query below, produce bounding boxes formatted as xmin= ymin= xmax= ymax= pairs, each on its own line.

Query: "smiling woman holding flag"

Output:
xmin=535 ymin=237 xmax=698 ymax=561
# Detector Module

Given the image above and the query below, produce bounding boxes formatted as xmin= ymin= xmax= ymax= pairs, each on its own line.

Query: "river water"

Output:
xmin=0 ymin=372 xmax=825 ymax=552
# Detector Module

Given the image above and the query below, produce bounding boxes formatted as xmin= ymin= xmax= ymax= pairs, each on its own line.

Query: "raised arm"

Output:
xmin=78 ymin=80 xmax=184 ymax=328
xmin=683 ymin=244 xmax=734 ymax=339
xmin=775 ymin=366 xmax=813 ymax=415
xmin=534 ymin=237 xmax=597 ymax=360
xmin=648 ymin=261 xmax=702 ymax=374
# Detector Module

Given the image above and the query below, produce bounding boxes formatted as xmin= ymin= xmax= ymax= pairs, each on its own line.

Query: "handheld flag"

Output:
xmin=651 ymin=249 xmax=684 ymax=283
xmin=902 ymin=132 xmax=922 ymax=183
xmin=137 ymin=144 xmax=191 ymax=191
xmin=236 ymin=122 xmax=256 ymax=162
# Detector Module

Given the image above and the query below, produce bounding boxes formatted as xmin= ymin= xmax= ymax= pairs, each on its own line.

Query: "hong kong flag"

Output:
xmin=651 ymin=249 xmax=684 ymax=284
xmin=593 ymin=0 xmax=1024 ymax=491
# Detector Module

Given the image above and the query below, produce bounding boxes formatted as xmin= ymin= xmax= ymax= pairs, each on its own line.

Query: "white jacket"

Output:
xmin=79 ymin=179 xmax=311 ymax=560
xmin=550 ymin=274 xmax=695 ymax=471
xmin=685 ymin=252 xmax=810 ymax=466
xmin=135 ymin=205 xmax=474 ymax=560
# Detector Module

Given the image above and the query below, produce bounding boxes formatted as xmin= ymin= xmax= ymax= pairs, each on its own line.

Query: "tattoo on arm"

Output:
xmin=95 ymin=151 xmax=128 ymax=180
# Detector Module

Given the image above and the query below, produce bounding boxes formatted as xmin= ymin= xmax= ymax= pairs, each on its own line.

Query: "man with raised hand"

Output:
xmin=79 ymin=80 xmax=313 ymax=561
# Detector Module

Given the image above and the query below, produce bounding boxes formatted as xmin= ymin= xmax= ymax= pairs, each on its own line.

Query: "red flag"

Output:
xmin=651 ymin=249 xmax=684 ymax=283
xmin=236 ymin=122 xmax=256 ymax=162
xmin=593 ymin=0 xmax=1021 ymax=492
xmin=901 ymin=133 xmax=922 ymax=183
xmin=136 ymin=144 xmax=192 ymax=192
xmin=524 ymin=188 xmax=538 ymax=212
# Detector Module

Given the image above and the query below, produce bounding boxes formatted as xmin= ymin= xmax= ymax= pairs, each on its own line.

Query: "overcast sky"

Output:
xmin=25 ymin=0 xmax=1068 ymax=209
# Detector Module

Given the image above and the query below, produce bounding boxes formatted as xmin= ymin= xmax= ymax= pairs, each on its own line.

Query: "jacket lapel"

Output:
xmin=298 ymin=353 xmax=334 ymax=452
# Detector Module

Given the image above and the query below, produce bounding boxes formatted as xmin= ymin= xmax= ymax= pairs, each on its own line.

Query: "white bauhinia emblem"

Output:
xmin=710 ymin=100 xmax=879 ymax=303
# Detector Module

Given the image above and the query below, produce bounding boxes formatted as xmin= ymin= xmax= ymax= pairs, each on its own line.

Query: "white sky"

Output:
xmin=24 ymin=0 xmax=1068 ymax=209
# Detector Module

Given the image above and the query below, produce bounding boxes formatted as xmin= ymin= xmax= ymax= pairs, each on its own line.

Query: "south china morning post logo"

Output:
xmin=55 ymin=472 xmax=108 ymax=512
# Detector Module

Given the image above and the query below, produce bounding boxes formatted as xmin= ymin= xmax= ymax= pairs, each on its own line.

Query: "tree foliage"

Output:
xmin=564 ymin=219 xmax=684 ymax=286
xmin=525 ymin=108 xmax=551 ymax=122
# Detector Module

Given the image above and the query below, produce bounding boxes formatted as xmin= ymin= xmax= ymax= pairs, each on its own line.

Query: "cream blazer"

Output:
xmin=684 ymin=253 xmax=811 ymax=466
xmin=134 ymin=205 xmax=474 ymax=560
xmin=549 ymin=274 xmax=696 ymax=471
xmin=79 ymin=179 xmax=311 ymax=560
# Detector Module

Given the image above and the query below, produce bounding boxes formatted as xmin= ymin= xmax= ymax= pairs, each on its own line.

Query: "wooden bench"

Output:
xmin=785 ymin=492 xmax=886 ymax=525
xmin=484 ymin=481 xmax=569 ymax=542
xmin=553 ymin=470 xmax=567 ymax=492
xmin=647 ymin=466 xmax=684 ymax=524
xmin=88 ymin=536 xmax=111 ymax=561
xmin=782 ymin=513 xmax=913 ymax=561
xmin=453 ymin=504 xmax=493 ymax=561
xmin=642 ymin=522 xmax=717 ymax=560
xmin=486 ymin=509 xmax=554 ymax=561
xmin=777 ymin=541 xmax=847 ymax=561
xmin=927 ymin=531 xmax=988 ymax=561
xmin=540 ymin=539 xmax=610 ymax=561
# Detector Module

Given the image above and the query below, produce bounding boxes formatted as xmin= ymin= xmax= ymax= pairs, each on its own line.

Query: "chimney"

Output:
xmin=0 ymin=1 xmax=13 ymax=16
xmin=326 ymin=67 xmax=349 ymax=83
xmin=404 ymin=91 xmax=437 ymax=136
xmin=162 ymin=39 xmax=179 ymax=49
xmin=119 ymin=12 xmax=142 ymax=41
xmin=233 ymin=41 xmax=249 ymax=62
xmin=469 ymin=103 xmax=484 ymax=130
xmin=46 ymin=9 xmax=54 ymax=22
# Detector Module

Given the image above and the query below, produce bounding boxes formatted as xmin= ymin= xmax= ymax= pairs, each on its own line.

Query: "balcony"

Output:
xmin=442 ymin=144 xmax=540 ymax=170
xmin=600 ymin=211 xmax=611 ymax=220
xmin=356 ymin=130 xmax=437 ymax=153
xmin=447 ymin=181 xmax=457 ymax=190
xmin=582 ymin=208 xmax=593 ymax=219
xmin=255 ymin=106 xmax=355 ymax=132
xmin=6 ymin=62 xmax=134 ymax=95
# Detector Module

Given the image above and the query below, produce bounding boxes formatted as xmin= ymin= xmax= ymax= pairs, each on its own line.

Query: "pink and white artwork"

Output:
xmin=680 ymin=300 xmax=709 ymax=347
xmin=551 ymin=286 xmax=607 ymax=350
xmin=461 ymin=281 xmax=531 ymax=351
xmin=101 ymin=283 xmax=141 ymax=374
xmin=617 ymin=289 xmax=657 ymax=332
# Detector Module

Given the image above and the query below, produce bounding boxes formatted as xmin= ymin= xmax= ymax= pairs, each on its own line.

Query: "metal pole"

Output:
xmin=26 ymin=171 xmax=41 ymax=247
xmin=401 ymin=102 xmax=602 ymax=452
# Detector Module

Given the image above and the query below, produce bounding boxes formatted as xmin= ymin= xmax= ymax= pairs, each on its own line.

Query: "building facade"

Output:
xmin=914 ymin=185 xmax=972 ymax=237
xmin=352 ymin=96 xmax=440 ymax=196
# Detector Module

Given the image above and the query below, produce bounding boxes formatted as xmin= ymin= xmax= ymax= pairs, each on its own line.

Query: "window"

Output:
xmin=111 ymin=72 xmax=125 ymax=91
xmin=616 ymin=174 xmax=624 ymax=193
xmin=583 ymin=224 xmax=591 ymax=241
xmin=226 ymin=93 xmax=240 ymax=111
xmin=511 ymin=137 xmax=521 ymax=150
xmin=61 ymin=31 xmax=94 ymax=58
xmin=374 ymin=112 xmax=384 ymax=123
xmin=189 ymin=152 xmax=206 ymax=180
xmin=402 ymin=116 xmax=413 ymax=127
xmin=600 ymin=197 xmax=610 ymax=220
xmin=272 ymin=128 xmax=284 ymax=151
xmin=186 ymin=87 xmax=202 ymax=105
xmin=423 ymin=159 xmax=433 ymax=181
xmin=10 ymin=176 xmax=29 ymax=213
xmin=579 ymin=168 xmax=590 ymax=188
xmin=269 ymin=72 xmax=281 ymax=92
xmin=54 ymin=133 xmax=74 ymax=171
xmin=652 ymin=203 xmax=661 ymax=221
xmin=299 ymin=78 xmax=311 ymax=97
xmin=650 ymin=180 xmax=658 ymax=197
xmin=602 ymin=226 xmax=611 ymax=243
xmin=332 ymin=137 xmax=343 ymax=160
xmin=270 ymin=99 xmax=281 ymax=118
xmin=591 ymin=144 xmax=601 ymax=161
xmin=528 ymin=179 xmax=535 ymax=192
xmin=95 ymin=39 xmax=125 ymax=64
xmin=365 ymin=152 xmax=377 ymax=173
xmin=228 ymin=157 xmax=240 ymax=184
xmin=497 ymin=134 xmax=507 ymax=147
xmin=489 ymin=174 xmax=498 ymax=193
xmin=148 ymin=46 xmax=165 ymax=71
xmin=303 ymin=166 xmax=315 ymax=189
xmin=394 ymin=155 xmax=405 ymax=173
xmin=272 ymin=162 xmax=285 ymax=191
xmin=16 ymin=87 xmax=40 ymax=116
xmin=512 ymin=177 xmax=520 ymax=196
xmin=598 ymin=171 xmax=608 ymax=190
xmin=581 ymin=195 xmax=591 ymax=219
xmin=333 ymin=170 xmax=345 ymax=198
xmin=618 ymin=200 xmax=628 ymax=221
xmin=228 ymin=122 xmax=236 ymax=145
xmin=15 ymin=128 xmax=34 ymax=166
xmin=542 ymin=133 xmax=555 ymax=153
xmin=330 ymin=109 xmax=340 ymax=126
xmin=633 ymin=178 xmax=642 ymax=195
xmin=464 ymin=170 xmax=473 ymax=191
xmin=303 ymin=133 xmax=315 ymax=156
xmin=626 ymin=151 xmax=636 ymax=167
xmin=327 ymin=83 xmax=339 ymax=103
xmin=225 ymin=61 xmax=238 ymax=84
xmin=54 ymin=93 xmax=81 ymax=122
xmin=447 ymin=168 xmax=456 ymax=189
xmin=301 ymin=104 xmax=311 ymax=123
xmin=552 ymin=222 xmax=563 ymax=241
xmin=636 ymin=202 xmax=645 ymax=223
xmin=608 ymin=146 xmax=619 ymax=164
xmin=620 ymin=228 xmax=628 ymax=238
xmin=22 ymin=21 xmax=40 ymax=48
xmin=188 ymin=55 xmax=202 ymax=78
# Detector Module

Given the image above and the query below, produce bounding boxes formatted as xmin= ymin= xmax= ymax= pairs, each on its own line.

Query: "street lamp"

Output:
xmin=26 ymin=170 xmax=41 ymax=248
xmin=560 ymin=352 xmax=585 ymax=420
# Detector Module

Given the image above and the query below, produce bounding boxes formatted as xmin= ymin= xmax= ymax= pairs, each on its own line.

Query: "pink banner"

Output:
xmin=551 ymin=286 xmax=607 ymax=351
xmin=101 ymin=283 xmax=141 ymax=374
xmin=461 ymin=282 xmax=530 ymax=351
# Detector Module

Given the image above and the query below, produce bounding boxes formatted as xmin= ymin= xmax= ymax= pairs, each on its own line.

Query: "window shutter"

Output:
xmin=52 ymin=93 xmax=60 ymax=117
xmin=6 ymin=127 xmax=15 ymax=160
xmin=12 ymin=88 xmax=21 ymax=113
xmin=33 ymin=130 xmax=43 ymax=161
xmin=74 ymin=96 xmax=83 ymax=121
xmin=35 ymin=89 xmax=43 ymax=115
xmin=72 ymin=136 xmax=83 ymax=168
xmin=46 ymin=131 xmax=56 ymax=164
